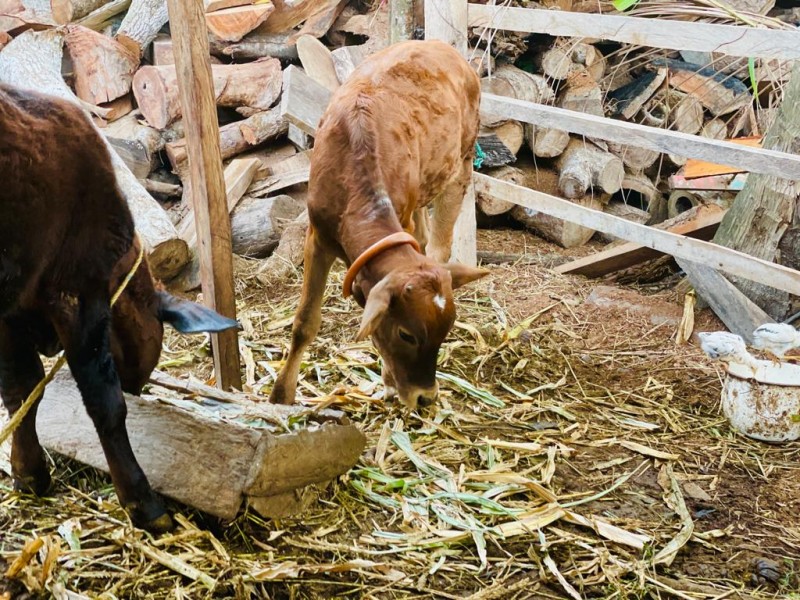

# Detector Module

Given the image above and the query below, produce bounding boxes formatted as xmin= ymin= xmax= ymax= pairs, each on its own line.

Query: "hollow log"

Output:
xmin=476 ymin=165 xmax=523 ymax=217
xmin=133 ymin=57 xmax=282 ymax=129
xmin=166 ymin=105 xmax=287 ymax=174
xmin=115 ymin=0 xmax=168 ymax=57
xmin=620 ymin=171 xmax=665 ymax=223
xmin=668 ymin=190 xmax=700 ymax=219
xmin=205 ymin=3 xmax=273 ymax=42
xmin=65 ymin=25 xmax=138 ymax=104
xmin=50 ymin=0 xmax=108 ymax=23
xmin=557 ymin=139 xmax=624 ymax=199
xmin=0 ymin=29 xmax=187 ymax=279
xmin=231 ymin=194 xmax=306 ymax=257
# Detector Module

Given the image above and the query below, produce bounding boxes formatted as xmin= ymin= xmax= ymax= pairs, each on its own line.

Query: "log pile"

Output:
xmin=0 ymin=0 xmax=793 ymax=284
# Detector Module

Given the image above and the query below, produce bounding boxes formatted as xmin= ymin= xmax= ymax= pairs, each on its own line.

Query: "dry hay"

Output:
xmin=1 ymin=229 xmax=799 ymax=599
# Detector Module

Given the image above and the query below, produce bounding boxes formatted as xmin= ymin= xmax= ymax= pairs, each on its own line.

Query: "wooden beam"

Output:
xmin=390 ymin=0 xmax=415 ymax=44
xmin=474 ymin=173 xmax=800 ymax=296
xmin=481 ymin=94 xmax=800 ymax=181
xmin=166 ymin=0 xmax=241 ymax=390
xmin=554 ymin=205 xmax=725 ymax=277
xmin=675 ymin=258 xmax=775 ymax=344
xmin=280 ymin=65 xmax=331 ymax=136
xmin=468 ymin=4 xmax=800 ymax=62
xmin=426 ymin=0 xmax=475 ymax=266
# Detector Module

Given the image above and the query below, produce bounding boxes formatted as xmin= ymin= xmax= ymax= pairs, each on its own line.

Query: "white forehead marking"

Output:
xmin=433 ymin=294 xmax=446 ymax=311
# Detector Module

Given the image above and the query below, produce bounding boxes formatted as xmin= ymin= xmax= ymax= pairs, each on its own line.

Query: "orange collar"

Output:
xmin=343 ymin=232 xmax=421 ymax=299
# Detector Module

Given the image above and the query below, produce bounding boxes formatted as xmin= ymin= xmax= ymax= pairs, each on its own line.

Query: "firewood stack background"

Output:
xmin=1 ymin=0 xmax=797 ymax=287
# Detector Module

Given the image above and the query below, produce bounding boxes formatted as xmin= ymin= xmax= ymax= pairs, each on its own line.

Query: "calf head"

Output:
xmin=356 ymin=261 xmax=487 ymax=411
xmin=109 ymin=244 xmax=239 ymax=394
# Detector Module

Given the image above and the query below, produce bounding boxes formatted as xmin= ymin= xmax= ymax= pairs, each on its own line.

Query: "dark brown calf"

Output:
xmin=0 ymin=84 xmax=238 ymax=532
xmin=268 ymin=40 xmax=487 ymax=411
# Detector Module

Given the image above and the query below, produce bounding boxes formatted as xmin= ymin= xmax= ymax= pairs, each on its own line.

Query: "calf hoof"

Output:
xmin=13 ymin=469 xmax=52 ymax=497
xmin=268 ymin=385 xmax=295 ymax=405
xmin=126 ymin=498 xmax=174 ymax=533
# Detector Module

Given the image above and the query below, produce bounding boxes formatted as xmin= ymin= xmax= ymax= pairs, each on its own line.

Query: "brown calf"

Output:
xmin=268 ymin=40 xmax=487 ymax=411
xmin=0 ymin=84 xmax=239 ymax=532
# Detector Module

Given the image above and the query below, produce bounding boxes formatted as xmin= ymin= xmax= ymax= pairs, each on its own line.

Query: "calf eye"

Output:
xmin=398 ymin=328 xmax=418 ymax=345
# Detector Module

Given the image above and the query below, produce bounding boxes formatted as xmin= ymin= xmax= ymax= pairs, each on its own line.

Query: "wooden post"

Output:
xmin=165 ymin=0 xmax=241 ymax=390
xmin=390 ymin=0 xmax=415 ymax=44
xmin=425 ymin=0 xmax=476 ymax=267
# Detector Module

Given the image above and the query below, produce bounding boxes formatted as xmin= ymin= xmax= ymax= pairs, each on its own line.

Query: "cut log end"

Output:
xmin=132 ymin=66 xmax=171 ymax=129
xmin=147 ymin=238 xmax=190 ymax=281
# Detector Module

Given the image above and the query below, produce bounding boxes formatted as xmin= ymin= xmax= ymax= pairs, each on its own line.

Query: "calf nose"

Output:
xmin=401 ymin=382 xmax=439 ymax=411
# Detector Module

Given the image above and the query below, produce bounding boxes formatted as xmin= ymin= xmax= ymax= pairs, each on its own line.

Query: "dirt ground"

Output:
xmin=1 ymin=228 xmax=799 ymax=599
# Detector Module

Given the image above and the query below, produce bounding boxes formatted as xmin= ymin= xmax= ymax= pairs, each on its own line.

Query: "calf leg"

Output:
xmin=51 ymin=293 xmax=171 ymax=532
xmin=269 ymin=227 xmax=335 ymax=405
xmin=0 ymin=319 xmax=50 ymax=495
xmin=427 ymin=160 xmax=473 ymax=263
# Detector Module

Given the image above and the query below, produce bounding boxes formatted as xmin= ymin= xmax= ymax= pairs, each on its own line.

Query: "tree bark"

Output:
xmin=0 ymin=28 xmax=187 ymax=279
xmin=50 ymin=0 xmax=109 ymax=23
xmin=557 ymin=138 xmax=624 ymax=199
xmin=711 ymin=64 xmax=800 ymax=320
xmin=231 ymin=194 xmax=306 ymax=257
xmin=133 ymin=57 xmax=282 ymax=129
xmin=115 ymin=0 xmax=168 ymax=57
xmin=166 ymin=105 xmax=287 ymax=174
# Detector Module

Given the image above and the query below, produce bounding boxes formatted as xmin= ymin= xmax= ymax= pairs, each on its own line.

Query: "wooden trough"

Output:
xmin=26 ymin=371 xmax=366 ymax=520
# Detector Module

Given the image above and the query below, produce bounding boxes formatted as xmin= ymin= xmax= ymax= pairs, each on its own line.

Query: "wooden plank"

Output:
xmin=474 ymin=172 xmax=800 ymax=296
xmin=426 ymin=0 xmax=474 ymax=266
xmin=166 ymin=0 xmax=241 ymax=390
xmin=481 ymin=94 xmax=800 ymax=181
xmin=296 ymin=34 xmax=339 ymax=92
xmin=675 ymin=258 xmax=775 ymax=344
xmin=178 ymin=157 xmax=261 ymax=250
xmin=35 ymin=372 xmax=366 ymax=520
xmin=468 ymin=4 xmax=800 ymax=62
xmin=684 ymin=137 xmax=762 ymax=179
xmin=280 ymin=65 xmax=331 ymax=136
xmin=554 ymin=205 xmax=725 ymax=277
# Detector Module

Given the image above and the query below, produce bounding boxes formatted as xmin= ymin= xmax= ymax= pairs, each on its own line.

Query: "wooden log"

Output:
xmin=212 ymin=29 xmax=297 ymax=61
xmin=166 ymin=105 xmax=287 ymax=174
xmin=607 ymin=68 xmax=666 ymax=120
xmin=557 ymin=138 xmax=624 ymax=199
xmin=286 ymin=0 xmax=347 ymax=43
xmin=133 ymin=58 xmax=282 ymax=129
xmin=177 ymin=157 xmax=260 ymax=251
xmin=102 ymin=111 xmax=164 ymax=178
xmin=0 ymin=28 xmax=187 ymax=279
xmin=620 ymin=171 xmax=665 ymax=223
xmin=256 ymin=209 xmax=309 ymax=282
xmin=657 ymin=58 xmax=752 ymax=117
xmin=476 ymin=165 xmax=523 ymax=216
xmin=64 ymin=25 xmax=138 ymax=104
xmin=669 ymin=93 xmax=704 ymax=135
xmin=554 ymin=204 xmax=726 ymax=277
xmin=280 ymin=64 xmax=331 ymax=136
xmin=475 ymin=131 xmax=517 ymax=169
xmin=231 ymin=193 xmax=305 ymax=257
xmin=166 ymin=0 xmax=240 ymax=389
xmin=606 ymin=141 xmax=660 ymax=172
xmin=701 ymin=118 xmax=728 ymax=141
xmin=50 ymin=0 xmax=109 ymax=23
xmin=480 ymin=94 xmax=800 ymax=180
xmin=0 ymin=31 xmax=10 ymax=50
xmin=480 ymin=120 xmax=523 ymax=157
xmin=296 ymin=34 xmax=339 ymax=92
xmin=205 ymin=3 xmax=273 ymax=42
xmin=205 ymin=0 xmax=253 ymax=12
xmin=537 ymin=39 xmax=574 ymax=80
xmin=559 ymin=68 xmax=603 ymax=117
xmin=36 ymin=371 xmax=366 ymax=520
xmin=260 ymin=0 xmax=341 ymax=34
xmin=667 ymin=190 xmax=700 ymax=219
xmin=115 ymin=0 xmax=167 ymax=57
xmin=512 ymin=194 xmax=602 ymax=248
xmin=389 ymin=0 xmax=414 ymax=44
xmin=711 ymin=63 xmax=800 ymax=320
xmin=597 ymin=199 xmax=650 ymax=243
xmin=331 ymin=44 xmax=367 ymax=84
xmin=331 ymin=5 xmax=389 ymax=55
xmin=526 ymin=124 xmax=570 ymax=159
xmin=74 ymin=0 xmax=130 ymax=30
xmin=144 ymin=178 xmax=182 ymax=200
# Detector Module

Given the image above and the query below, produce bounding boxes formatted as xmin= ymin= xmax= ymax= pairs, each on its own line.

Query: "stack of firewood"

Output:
xmin=0 ymin=0 xmax=795 ymax=283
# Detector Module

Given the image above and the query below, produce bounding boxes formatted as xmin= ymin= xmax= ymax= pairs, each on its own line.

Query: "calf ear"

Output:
xmin=443 ymin=263 xmax=490 ymax=289
xmin=156 ymin=291 xmax=240 ymax=334
xmin=356 ymin=276 xmax=394 ymax=341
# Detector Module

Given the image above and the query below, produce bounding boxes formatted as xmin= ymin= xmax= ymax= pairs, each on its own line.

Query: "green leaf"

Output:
xmin=436 ymin=371 xmax=505 ymax=408
xmin=612 ymin=0 xmax=640 ymax=11
xmin=748 ymin=57 xmax=760 ymax=103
